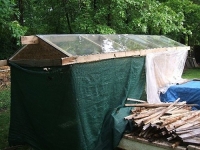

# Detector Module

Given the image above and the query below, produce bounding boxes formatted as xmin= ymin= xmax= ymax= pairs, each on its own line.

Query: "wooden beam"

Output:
xmin=0 ymin=60 xmax=8 ymax=66
xmin=118 ymin=134 xmax=186 ymax=150
xmin=61 ymin=46 xmax=190 ymax=65
xmin=127 ymin=98 xmax=147 ymax=103
xmin=9 ymin=45 xmax=28 ymax=60
xmin=187 ymin=145 xmax=200 ymax=150
xmin=124 ymin=103 xmax=198 ymax=107
xmin=61 ymin=57 xmax=77 ymax=65
xmin=21 ymin=36 xmax=39 ymax=44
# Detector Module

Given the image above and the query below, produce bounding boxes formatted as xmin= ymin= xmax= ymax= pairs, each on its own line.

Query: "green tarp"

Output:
xmin=9 ymin=57 xmax=145 ymax=150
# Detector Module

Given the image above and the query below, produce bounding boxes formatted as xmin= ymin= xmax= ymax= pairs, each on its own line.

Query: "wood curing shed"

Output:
xmin=8 ymin=34 xmax=189 ymax=150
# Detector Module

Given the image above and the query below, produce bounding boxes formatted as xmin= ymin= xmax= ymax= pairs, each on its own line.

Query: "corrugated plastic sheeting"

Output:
xmin=9 ymin=57 xmax=145 ymax=150
xmin=146 ymin=49 xmax=188 ymax=103
xmin=38 ymin=34 xmax=186 ymax=56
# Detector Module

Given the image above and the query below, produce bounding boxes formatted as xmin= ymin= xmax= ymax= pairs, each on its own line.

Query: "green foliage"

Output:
xmin=0 ymin=0 xmax=27 ymax=59
xmin=162 ymin=0 xmax=200 ymax=45
xmin=0 ymin=0 xmax=26 ymax=39
xmin=70 ymin=0 xmax=187 ymax=35
xmin=9 ymin=21 xmax=27 ymax=38
xmin=1 ymin=0 xmax=200 ymax=59
xmin=184 ymin=3 xmax=200 ymax=45
xmin=124 ymin=0 xmax=186 ymax=34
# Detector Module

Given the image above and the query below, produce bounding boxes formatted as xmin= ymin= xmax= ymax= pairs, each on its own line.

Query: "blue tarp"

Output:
xmin=160 ymin=81 xmax=200 ymax=110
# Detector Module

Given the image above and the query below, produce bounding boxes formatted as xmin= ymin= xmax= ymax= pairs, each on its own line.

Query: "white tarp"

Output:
xmin=146 ymin=49 xmax=188 ymax=103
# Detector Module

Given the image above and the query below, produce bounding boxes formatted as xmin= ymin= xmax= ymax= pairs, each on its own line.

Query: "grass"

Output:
xmin=0 ymin=87 xmax=10 ymax=111
xmin=0 ymin=87 xmax=10 ymax=150
xmin=182 ymin=68 xmax=200 ymax=79
xmin=0 ymin=87 xmax=31 ymax=150
xmin=0 ymin=109 xmax=10 ymax=149
xmin=0 ymin=68 xmax=199 ymax=150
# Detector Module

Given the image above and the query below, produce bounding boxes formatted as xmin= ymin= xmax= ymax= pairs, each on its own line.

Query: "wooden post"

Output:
xmin=21 ymin=36 xmax=39 ymax=44
xmin=0 ymin=60 xmax=7 ymax=67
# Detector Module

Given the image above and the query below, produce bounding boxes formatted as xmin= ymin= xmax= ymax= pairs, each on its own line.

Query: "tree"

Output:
xmin=162 ymin=0 xmax=200 ymax=45
xmin=1 ymin=0 xmax=200 ymax=59
xmin=184 ymin=2 xmax=200 ymax=45
xmin=71 ymin=0 xmax=186 ymax=34
xmin=0 ymin=0 xmax=26 ymax=59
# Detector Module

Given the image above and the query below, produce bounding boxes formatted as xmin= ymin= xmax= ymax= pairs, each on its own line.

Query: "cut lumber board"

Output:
xmin=0 ymin=60 xmax=7 ymax=66
xmin=21 ymin=36 xmax=39 ymax=44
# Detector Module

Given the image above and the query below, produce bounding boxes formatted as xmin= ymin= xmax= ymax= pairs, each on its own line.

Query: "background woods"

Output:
xmin=1 ymin=0 xmax=200 ymax=59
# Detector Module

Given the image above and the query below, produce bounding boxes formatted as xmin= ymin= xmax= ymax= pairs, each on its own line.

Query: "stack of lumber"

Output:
xmin=0 ymin=66 xmax=10 ymax=88
xmin=124 ymin=98 xmax=200 ymax=148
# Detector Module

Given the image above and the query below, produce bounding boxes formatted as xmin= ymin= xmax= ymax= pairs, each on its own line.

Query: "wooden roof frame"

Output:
xmin=7 ymin=35 xmax=190 ymax=67
xmin=61 ymin=46 xmax=190 ymax=65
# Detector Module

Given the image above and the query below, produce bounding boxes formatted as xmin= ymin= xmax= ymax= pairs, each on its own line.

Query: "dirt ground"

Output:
xmin=0 ymin=66 xmax=10 ymax=89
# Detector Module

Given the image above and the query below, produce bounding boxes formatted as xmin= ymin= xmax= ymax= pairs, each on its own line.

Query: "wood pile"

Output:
xmin=125 ymin=98 xmax=200 ymax=148
xmin=0 ymin=66 xmax=10 ymax=89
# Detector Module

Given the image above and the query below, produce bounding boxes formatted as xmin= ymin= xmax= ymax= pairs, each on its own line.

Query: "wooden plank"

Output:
xmin=114 ymin=51 xmax=126 ymax=58
xmin=139 ymin=50 xmax=147 ymax=56
xmin=0 ymin=60 xmax=8 ymax=66
xmin=21 ymin=36 xmax=39 ymax=44
xmin=84 ymin=54 xmax=101 ymax=62
xmin=9 ymin=45 xmax=28 ymax=60
xmin=123 ymin=102 xmax=200 ymax=149
xmin=125 ymin=103 xmax=197 ymax=107
xmin=118 ymin=134 xmax=186 ymax=150
xmin=176 ymin=46 xmax=190 ymax=51
xmin=179 ymin=128 xmax=200 ymax=139
xmin=61 ymin=46 xmax=189 ymax=65
xmin=187 ymin=145 xmax=200 ymax=150
xmin=125 ymin=50 xmax=141 ymax=56
xmin=127 ymin=98 xmax=146 ymax=103
xmin=99 ymin=53 xmax=116 ymax=60
xmin=61 ymin=57 xmax=77 ymax=65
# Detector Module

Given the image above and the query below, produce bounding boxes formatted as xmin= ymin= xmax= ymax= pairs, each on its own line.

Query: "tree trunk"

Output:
xmin=18 ymin=0 xmax=24 ymax=25
xmin=62 ymin=0 xmax=73 ymax=33
xmin=93 ymin=0 xmax=97 ymax=9
xmin=107 ymin=2 xmax=111 ymax=27
xmin=180 ymin=34 xmax=186 ymax=45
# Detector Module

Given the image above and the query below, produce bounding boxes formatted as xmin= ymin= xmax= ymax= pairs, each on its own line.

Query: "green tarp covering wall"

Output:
xmin=9 ymin=57 xmax=145 ymax=150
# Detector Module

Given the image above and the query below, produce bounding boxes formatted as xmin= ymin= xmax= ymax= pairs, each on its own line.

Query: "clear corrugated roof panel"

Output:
xmin=127 ymin=35 xmax=185 ymax=47
xmin=38 ymin=34 xmax=186 ymax=56
xmin=103 ymin=35 xmax=147 ymax=50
